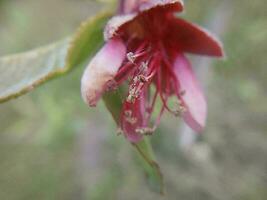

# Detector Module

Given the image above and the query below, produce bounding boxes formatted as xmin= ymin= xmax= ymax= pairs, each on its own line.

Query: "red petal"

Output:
xmin=167 ymin=18 xmax=224 ymax=57
xmin=81 ymin=39 xmax=126 ymax=107
xmin=105 ymin=0 xmax=184 ymax=40
xmin=173 ymin=54 xmax=207 ymax=132
xmin=120 ymin=99 xmax=144 ymax=143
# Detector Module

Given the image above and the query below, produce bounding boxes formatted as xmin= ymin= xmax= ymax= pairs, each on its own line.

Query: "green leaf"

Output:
xmin=66 ymin=11 xmax=111 ymax=73
xmin=0 ymin=11 xmax=111 ymax=103
xmin=103 ymin=90 xmax=164 ymax=194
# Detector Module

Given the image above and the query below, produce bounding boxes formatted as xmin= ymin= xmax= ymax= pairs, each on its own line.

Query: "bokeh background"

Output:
xmin=0 ymin=0 xmax=266 ymax=199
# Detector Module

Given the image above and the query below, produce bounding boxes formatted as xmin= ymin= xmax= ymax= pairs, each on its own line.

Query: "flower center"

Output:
xmin=116 ymin=41 xmax=186 ymax=137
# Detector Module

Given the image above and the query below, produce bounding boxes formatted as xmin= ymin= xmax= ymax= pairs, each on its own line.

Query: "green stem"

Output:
xmin=133 ymin=138 xmax=164 ymax=194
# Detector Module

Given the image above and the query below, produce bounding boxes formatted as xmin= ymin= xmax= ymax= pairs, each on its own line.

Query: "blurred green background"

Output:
xmin=0 ymin=0 xmax=266 ymax=199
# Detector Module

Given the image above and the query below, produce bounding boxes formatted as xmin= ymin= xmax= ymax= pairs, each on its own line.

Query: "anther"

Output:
xmin=135 ymin=127 xmax=156 ymax=135
xmin=138 ymin=75 xmax=148 ymax=83
xmin=125 ymin=110 xmax=132 ymax=117
xmin=173 ymin=104 xmax=186 ymax=117
xmin=124 ymin=110 xmax=137 ymax=124
xmin=116 ymin=128 xmax=123 ymax=135
xmin=127 ymin=87 xmax=137 ymax=103
xmin=126 ymin=80 xmax=144 ymax=103
xmin=139 ymin=62 xmax=148 ymax=73
xmin=133 ymin=76 xmax=139 ymax=83
xmin=126 ymin=94 xmax=135 ymax=103
xmin=126 ymin=92 xmax=141 ymax=103
xmin=127 ymin=117 xmax=137 ymax=124
xmin=127 ymin=52 xmax=136 ymax=63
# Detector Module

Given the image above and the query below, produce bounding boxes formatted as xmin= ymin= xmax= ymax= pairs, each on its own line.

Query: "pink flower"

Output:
xmin=81 ymin=0 xmax=224 ymax=143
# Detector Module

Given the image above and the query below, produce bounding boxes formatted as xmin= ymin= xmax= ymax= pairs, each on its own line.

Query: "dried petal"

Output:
xmin=173 ymin=54 xmax=207 ymax=132
xmin=104 ymin=14 xmax=137 ymax=41
xmin=139 ymin=0 xmax=184 ymax=13
xmin=81 ymin=39 xmax=126 ymax=107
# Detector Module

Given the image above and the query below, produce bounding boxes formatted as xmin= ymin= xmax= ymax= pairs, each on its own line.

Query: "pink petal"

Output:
xmin=81 ymin=39 xmax=126 ymax=107
xmin=119 ymin=0 xmax=138 ymax=14
xmin=167 ymin=18 xmax=224 ymax=57
xmin=173 ymin=54 xmax=207 ymax=132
